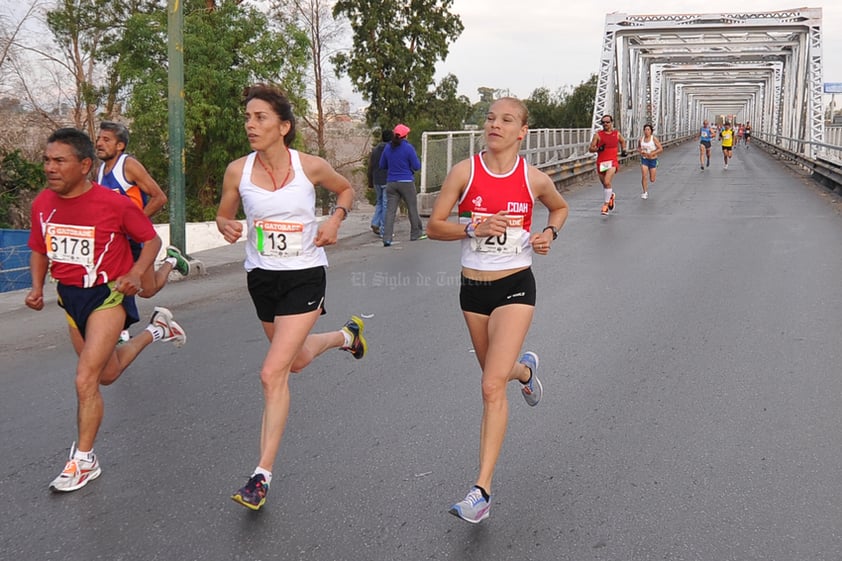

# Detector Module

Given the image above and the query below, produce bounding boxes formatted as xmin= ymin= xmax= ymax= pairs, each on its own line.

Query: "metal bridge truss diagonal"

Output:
xmin=591 ymin=7 xmax=823 ymax=157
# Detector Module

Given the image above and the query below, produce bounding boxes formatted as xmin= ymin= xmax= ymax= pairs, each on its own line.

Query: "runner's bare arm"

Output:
xmin=125 ymin=157 xmax=167 ymax=217
xmin=25 ymin=251 xmax=48 ymax=311
xmin=216 ymin=159 xmax=245 ymax=244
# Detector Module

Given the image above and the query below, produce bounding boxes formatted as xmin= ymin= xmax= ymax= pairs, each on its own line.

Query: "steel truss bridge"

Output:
xmin=419 ymin=7 xmax=842 ymax=208
xmin=593 ymin=7 xmax=823 ymax=155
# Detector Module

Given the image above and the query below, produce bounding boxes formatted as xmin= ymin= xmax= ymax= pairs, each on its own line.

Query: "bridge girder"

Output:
xmin=592 ymin=7 xmax=823 ymax=157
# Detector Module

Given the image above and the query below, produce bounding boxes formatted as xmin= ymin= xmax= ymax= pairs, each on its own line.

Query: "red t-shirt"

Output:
xmin=28 ymin=182 xmax=156 ymax=287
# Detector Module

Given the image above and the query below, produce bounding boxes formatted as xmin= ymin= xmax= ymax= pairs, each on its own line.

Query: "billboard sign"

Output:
xmin=824 ymin=83 xmax=842 ymax=93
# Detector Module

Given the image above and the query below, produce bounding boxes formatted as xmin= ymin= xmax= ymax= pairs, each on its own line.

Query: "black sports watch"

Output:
xmin=543 ymin=226 xmax=558 ymax=240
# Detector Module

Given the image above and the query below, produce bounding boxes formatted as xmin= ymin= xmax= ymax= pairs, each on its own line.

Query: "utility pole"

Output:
xmin=167 ymin=0 xmax=186 ymax=254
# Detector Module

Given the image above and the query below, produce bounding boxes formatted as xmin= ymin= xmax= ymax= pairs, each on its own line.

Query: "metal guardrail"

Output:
xmin=420 ymin=129 xmax=593 ymax=194
xmin=416 ymin=126 xmax=842 ymax=214
xmin=535 ymin=130 xmax=697 ymax=188
xmin=420 ymin=128 xmax=697 ymax=193
xmin=752 ymin=131 xmax=842 ymax=189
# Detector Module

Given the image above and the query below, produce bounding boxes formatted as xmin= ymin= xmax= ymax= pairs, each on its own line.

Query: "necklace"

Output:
xmin=256 ymin=147 xmax=292 ymax=191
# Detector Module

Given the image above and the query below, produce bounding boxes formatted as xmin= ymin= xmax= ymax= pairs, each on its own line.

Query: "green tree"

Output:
xmin=273 ymin=0 xmax=348 ymax=158
xmin=332 ymin=0 xmax=463 ymax=128
xmin=44 ymin=0 xmax=155 ymax=135
xmin=467 ymin=87 xmax=509 ymax=128
xmin=525 ymin=87 xmax=565 ymax=128
xmin=0 ymin=149 xmax=44 ymax=228
xmin=117 ymin=0 xmax=310 ymax=220
xmin=560 ymin=73 xmax=597 ymax=128
xmin=419 ymin=73 xmax=471 ymax=131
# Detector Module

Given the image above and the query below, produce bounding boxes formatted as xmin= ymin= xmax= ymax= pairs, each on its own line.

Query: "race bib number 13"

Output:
xmin=255 ymin=220 xmax=304 ymax=258
xmin=45 ymin=224 xmax=95 ymax=266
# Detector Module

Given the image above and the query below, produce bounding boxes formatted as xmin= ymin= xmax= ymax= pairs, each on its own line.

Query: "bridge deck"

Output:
xmin=3 ymin=138 xmax=842 ymax=559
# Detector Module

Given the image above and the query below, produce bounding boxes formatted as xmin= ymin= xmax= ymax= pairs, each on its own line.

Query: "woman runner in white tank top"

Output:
xmin=215 ymin=84 xmax=367 ymax=511
xmin=638 ymin=123 xmax=663 ymax=199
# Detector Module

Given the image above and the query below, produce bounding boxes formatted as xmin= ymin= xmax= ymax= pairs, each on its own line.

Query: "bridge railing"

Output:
xmin=821 ymin=125 xmax=842 ymax=164
xmin=419 ymin=129 xmax=593 ymax=195
xmin=752 ymin=128 xmax=842 ymax=189
xmin=420 ymin=128 xmax=701 ymax=196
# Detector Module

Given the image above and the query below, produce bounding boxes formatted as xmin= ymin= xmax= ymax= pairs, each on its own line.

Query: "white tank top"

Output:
xmin=240 ymin=150 xmax=328 ymax=271
xmin=639 ymin=136 xmax=656 ymax=154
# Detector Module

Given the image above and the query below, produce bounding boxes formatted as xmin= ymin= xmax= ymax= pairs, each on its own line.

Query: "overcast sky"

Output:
xmin=6 ymin=1 xmax=839 ymax=109
xmin=430 ymin=1 xmax=842 ymax=103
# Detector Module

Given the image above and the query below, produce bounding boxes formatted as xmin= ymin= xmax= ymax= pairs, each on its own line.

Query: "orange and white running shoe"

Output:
xmin=149 ymin=306 xmax=187 ymax=348
xmin=49 ymin=443 xmax=101 ymax=492
xmin=607 ymin=193 xmax=615 ymax=211
xmin=601 ymin=203 xmax=609 ymax=215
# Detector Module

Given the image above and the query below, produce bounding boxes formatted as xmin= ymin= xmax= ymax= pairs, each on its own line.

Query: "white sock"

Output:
xmin=146 ymin=324 xmax=164 ymax=342
xmin=341 ymin=328 xmax=352 ymax=348
xmin=253 ymin=467 xmax=272 ymax=485
xmin=164 ymin=256 xmax=177 ymax=267
xmin=604 ymin=188 xmax=613 ymax=203
xmin=74 ymin=448 xmax=94 ymax=462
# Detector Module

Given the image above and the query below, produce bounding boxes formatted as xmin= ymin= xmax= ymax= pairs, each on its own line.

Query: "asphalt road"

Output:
xmin=3 ymin=141 xmax=842 ymax=561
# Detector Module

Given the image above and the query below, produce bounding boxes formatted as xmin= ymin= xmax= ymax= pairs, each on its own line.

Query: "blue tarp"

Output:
xmin=0 ymin=229 xmax=31 ymax=293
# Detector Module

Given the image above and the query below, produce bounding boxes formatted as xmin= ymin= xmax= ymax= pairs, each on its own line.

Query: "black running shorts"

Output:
xmin=460 ymin=268 xmax=536 ymax=316
xmin=247 ymin=266 xmax=327 ymax=322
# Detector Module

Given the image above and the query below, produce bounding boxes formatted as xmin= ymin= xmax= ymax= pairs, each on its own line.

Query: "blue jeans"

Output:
xmin=371 ymin=183 xmax=387 ymax=233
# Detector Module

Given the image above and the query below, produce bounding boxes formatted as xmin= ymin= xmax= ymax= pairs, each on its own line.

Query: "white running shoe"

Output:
xmin=149 ymin=306 xmax=187 ymax=347
xmin=49 ymin=443 xmax=101 ymax=492
xmin=641 ymin=192 xmax=649 ymax=199
xmin=449 ymin=487 xmax=490 ymax=523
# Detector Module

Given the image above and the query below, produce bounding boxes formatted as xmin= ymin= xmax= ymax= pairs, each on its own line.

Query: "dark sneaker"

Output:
xmin=231 ymin=473 xmax=269 ymax=511
xmin=340 ymin=316 xmax=367 ymax=359
xmin=166 ymin=245 xmax=191 ymax=276
xmin=449 ymin=487 xmax=490 ymax=524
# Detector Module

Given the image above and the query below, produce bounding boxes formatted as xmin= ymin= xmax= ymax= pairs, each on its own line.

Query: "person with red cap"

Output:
xmin=378 ymin=123 xmax=426 ymax=246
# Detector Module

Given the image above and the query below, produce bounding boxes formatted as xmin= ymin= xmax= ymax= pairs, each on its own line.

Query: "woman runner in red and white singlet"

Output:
xmin=427 ymin=97 xmax=569 ymax=523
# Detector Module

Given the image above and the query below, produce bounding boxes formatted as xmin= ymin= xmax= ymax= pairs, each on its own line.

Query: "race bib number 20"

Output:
xmin=255 ymin=220 xmax=304 ymax=258
xmin=45 ymin=223 xmax=95 ymax=266
xmin=470 ymin=213 xmax=524 ymax=255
